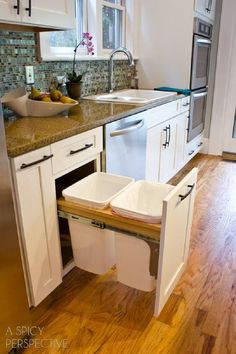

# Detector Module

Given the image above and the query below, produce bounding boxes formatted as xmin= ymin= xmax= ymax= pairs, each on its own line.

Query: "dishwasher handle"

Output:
xmin=110 ymin=119 xmax=144 ymax=137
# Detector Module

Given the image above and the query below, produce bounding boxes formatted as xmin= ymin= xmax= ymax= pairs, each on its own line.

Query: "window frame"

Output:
xmin=100 ymin=0 xmax=126 ymax=54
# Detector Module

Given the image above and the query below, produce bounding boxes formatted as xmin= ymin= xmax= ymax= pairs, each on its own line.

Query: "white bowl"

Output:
xmin=1 ymin=87 xmax=77 ymax=117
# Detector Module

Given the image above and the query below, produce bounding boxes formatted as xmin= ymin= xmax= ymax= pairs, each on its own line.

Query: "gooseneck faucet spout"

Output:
xmin=108 ymin=47 xmax=134 ymax=93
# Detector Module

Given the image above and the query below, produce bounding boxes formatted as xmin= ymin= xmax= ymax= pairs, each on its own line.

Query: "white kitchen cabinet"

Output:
xmin=155 ymin=168 xmax=197 ymax=315
xmin=175 ymin=112 xmax=189 ymax=171
xmin=146 ymin=119 xmax=176 ymax=184
xmin=185 ymin=132 xmax=204 ymax=163
xmin=51 ymin=127 xmax=103 ymax=178
xmin=0 ymin=0 xmax=19 ymax=22
xmin=195 ymin=0 xmax=216 ymax=21
xmin=159 ymin=118 xmax=177 ymax=183
xmin=0 ymin=0 xmax=75 ymax=29
xmin=11 ymin=146 xmax=62 ymax=307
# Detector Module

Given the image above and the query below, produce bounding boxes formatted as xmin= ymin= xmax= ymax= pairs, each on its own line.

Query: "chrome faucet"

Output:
xmin=108 ymin=47 xmax=134 ymax=93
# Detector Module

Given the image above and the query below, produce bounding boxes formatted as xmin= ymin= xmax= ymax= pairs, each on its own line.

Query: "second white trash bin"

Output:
xmin=62 ymin=172 xmax=134 ymax=275
xmin=111 ymin=181 xmax=174 ymax=292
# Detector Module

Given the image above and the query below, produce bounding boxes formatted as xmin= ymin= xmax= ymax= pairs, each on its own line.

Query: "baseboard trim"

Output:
xmin=222 ymin=151 xmax=236 ymax=161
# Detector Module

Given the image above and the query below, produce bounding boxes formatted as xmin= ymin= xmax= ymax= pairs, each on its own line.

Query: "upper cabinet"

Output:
xmin=0 ymin=0 xmax=75 ymax=29
xmin=195 ymin=0 xmax=216 ymax=21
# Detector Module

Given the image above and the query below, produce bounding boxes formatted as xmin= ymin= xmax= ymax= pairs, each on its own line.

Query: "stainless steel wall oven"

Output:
xmin=188 ymin=18 xmax=213 ymax=142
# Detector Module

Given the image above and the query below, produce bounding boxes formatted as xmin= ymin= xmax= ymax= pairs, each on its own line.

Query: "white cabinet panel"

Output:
xmin=175 ymin=113 xmax=189 ymax=171
xmin=51 ymin=127 xmax=103 ymax=177
xmin=195 ymin=0 xmax=216 ymax=21
xmin=0 ymin=0 xmax=20 ymax=22
xmin=155 ymin=168 xmax=198 ymax=315
xmin=159 ymin=118 xmax=177 ymax=183
xmin=0 ymin=0 xmax=75 ymax=29
xmin=146 ymin=124 xmax=162 ymax=182
xmin=11 ymin=146 xmax=62 ymax=306
xmin=21 ymin=0 xmax=75 ymax=28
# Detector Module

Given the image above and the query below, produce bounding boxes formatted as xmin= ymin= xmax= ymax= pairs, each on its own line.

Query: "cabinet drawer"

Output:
xmin=146 ymin=100 xmax=179 ymax=129
xmin=51 ymin=127 xmax=103 ymax=175
xmin=180 ymin=96 xmax=190 ymax=113
xmin=185 ymin=133 xmax=204 ymax=162
xmin=13 ymin=146 xmax=52 ymax=172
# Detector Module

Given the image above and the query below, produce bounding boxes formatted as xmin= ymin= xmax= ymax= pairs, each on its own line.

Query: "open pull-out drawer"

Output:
xmin=57 ymin=168 xmax=198 ymax=316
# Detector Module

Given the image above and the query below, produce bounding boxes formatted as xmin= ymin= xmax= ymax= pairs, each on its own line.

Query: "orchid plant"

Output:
xmin=67 ymin=32 xmax=95 ymax=83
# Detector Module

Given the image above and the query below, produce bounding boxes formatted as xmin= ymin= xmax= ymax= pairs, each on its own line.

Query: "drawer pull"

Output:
xmin=25 ymin=0 xmax=32 ymax=16
xmin=188 ymin=150 xmax=195 ymax=156
xmin=179 ymin=184 xmax=195 ymax=201
xmin=163 ymin=127 xmax=168 ymax=148
xmin=70 ymin=143 xmax=93 ymax=155
xmin=20 ymin=154 xmax=53 ymax=169
xmin=13 ymin=0 xmax=20 ymax=15
xmin=198 ymin=142 xmax=203 ymax=147
xmin=183 ymin=102 xmax=190 ymax=107
xmin=167 ymin=124 xmax=171 ymax=146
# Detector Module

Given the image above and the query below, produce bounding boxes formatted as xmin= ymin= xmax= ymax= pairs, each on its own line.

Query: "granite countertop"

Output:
xmin=5 ymin=95 xmax=182 ymax=158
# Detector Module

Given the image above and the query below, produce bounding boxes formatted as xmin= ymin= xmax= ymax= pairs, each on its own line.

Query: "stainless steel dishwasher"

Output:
xmin=104 ymin=111 xmax=147 ymax=180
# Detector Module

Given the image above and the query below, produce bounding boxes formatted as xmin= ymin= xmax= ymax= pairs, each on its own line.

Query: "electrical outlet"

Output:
xmin=57 ymin=75 xmax=66 ymax=85
xmin=25 ymin=66 xmax=34 ymax=84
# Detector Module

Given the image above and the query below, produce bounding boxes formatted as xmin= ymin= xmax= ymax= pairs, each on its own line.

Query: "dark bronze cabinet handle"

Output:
xmin=183 ymin=102 xmax=190 ymax=107
xmin=25 ymin=0 xmax=32 ymax=16
xmin=166 ymin=124 xmax=171 ymax=146
xmin=20 ymin=154 xmax=54 ymax=169
xmin=198 ymin=142 xmax=203 ymax=147
xmin=70 ymin=143 xmax=93 ymax=155
xmin=188 ymin=150 xmax=195 ymax=156
xmin=13 ymin=0 xmax=20 ymax=15
xmin=163 ymin=127 xmax=168 ymax=148
xmin=179 ymin=184 xmax=195 ymax=201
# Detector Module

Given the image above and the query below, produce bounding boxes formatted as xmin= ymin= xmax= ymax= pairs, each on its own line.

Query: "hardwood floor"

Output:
xmin=25 ymin=154 xmax=236 ymax=354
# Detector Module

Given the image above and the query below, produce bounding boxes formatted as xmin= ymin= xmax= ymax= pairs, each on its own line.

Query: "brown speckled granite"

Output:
xmin=5 ymin=95 xmax=182 ymax=157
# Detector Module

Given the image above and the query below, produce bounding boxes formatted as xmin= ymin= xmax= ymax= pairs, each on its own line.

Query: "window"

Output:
xmin=102 ymin=0 xmax=125 ymax=50
xmin=40 ymin=0 xmax=128 ymax=60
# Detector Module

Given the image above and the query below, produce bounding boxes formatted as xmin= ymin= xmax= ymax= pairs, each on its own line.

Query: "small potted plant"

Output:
xmin=66 ymin=32 xmax=95 ymax=99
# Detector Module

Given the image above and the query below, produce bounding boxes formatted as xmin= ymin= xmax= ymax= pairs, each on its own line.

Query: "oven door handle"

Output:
xmin=196 ymin=38 xmax=212 ymax=45
xmin=192 ymin=92 xmax=208 ymax=99
xmin=110 ymin=120 xmax=144 ymax=137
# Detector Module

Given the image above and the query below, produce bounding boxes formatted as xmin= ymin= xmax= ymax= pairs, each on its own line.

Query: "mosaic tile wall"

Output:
xmin=0 ymin=30 xmax=135 ymax=114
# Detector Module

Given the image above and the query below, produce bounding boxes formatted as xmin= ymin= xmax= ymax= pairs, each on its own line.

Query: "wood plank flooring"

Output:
xmin=25 ymin=154 xmax=236 ymax=354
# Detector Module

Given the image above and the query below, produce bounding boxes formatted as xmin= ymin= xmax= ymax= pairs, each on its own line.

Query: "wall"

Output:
xmin=0 ymin=30 xmax=135 ymax=114
xmin=209 ymin=0 xmax=236 ymax=155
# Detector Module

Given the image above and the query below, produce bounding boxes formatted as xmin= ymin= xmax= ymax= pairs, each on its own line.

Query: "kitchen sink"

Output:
xmin=83 ymin=89 xmax=177 ymax=105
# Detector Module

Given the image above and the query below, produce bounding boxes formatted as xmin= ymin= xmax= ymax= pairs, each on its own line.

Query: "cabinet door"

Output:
xmin=12 ymin=147 xmax=62 ymax=306
xmin=195 ymin=0 xmax=216 ymax=21
xmin=0 ymin=0 xmax=20 ymax=22
xmin=146 ymin=124 xmax=162 ymax=182
xmin=175 ymin=112 xmax=189 ymax=171
xmin=154 ymin=168 xmax=198 ymax=316
xmin=21 ymin=0 xmax=75 ymax=29
xmin=159 ymin=118 xmax=177 ymax=183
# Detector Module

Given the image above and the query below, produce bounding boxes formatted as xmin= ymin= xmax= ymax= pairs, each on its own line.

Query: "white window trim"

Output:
xmin=39 ymin=0 xmax=138 ymax=61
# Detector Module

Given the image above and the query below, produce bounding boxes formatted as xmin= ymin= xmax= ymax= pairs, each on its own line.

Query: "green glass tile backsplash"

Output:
xmin=0 ymin=30 xmax=135 ymax=108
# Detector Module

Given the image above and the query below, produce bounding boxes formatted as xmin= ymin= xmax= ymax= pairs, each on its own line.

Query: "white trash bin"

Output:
xmin=115 ymin=233 xmax=156 ymax=292
xmin=111 ymin=181 xmax=174 ymax=291
xmin=69 ymin=221 xmax=116 ymax=275
xmin=62 ymin=172 xmax=134 ymax=274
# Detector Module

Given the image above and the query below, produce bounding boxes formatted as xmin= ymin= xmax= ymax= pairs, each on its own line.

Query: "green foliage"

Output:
xmin=67 ymin=71 xmax=86 ymax=83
